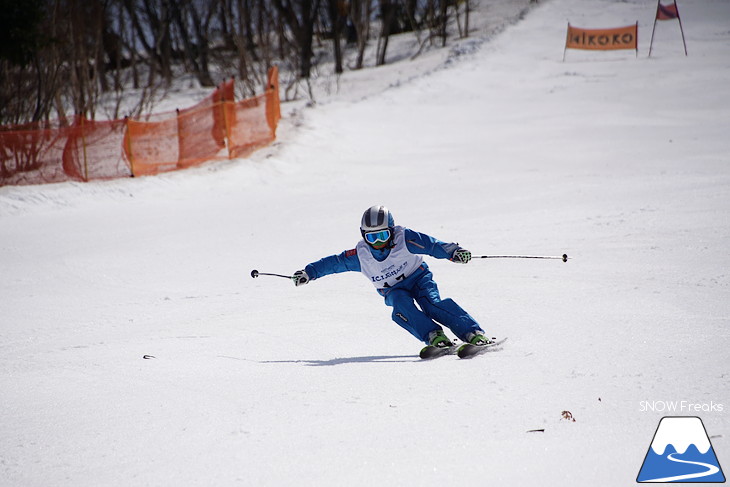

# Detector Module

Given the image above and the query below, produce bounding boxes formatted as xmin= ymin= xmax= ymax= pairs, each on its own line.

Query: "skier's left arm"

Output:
xmin=404 ymin=228 xmax=471 ymax=264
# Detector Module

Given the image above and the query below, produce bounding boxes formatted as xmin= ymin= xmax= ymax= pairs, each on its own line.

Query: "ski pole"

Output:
xmin=250 ymin=269 xmax=293 ymax=279
xmin=472 ymin=253 xmax=569 ymax=262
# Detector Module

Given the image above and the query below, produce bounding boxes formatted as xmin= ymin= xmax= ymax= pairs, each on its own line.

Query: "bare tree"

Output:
xmin=122 ymin=0 xmax=175 ymax=86
xmin=376 ymin=0 xmax=398 ymax=66
xmin=325 ymin=0 xmax=346 ymax=74
xmin=348 ymin=0 xmax=372 ymax=70
xmin=170 ymin=0 xmax=216 ymax=87
xmin=0 ymin=0 xmax=59 ymax=124
xmin=272 ymin=0 xmax=321 ymax=79
xmin=227 ymin=0 xmax=269 ymax=96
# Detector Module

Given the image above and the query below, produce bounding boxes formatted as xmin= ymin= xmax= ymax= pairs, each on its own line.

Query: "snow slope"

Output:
xmin=1 ymin=0 xmax=729 ymax=486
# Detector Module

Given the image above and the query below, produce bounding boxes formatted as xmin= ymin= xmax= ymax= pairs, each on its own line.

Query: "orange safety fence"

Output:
xmin=124 ymin=77 xmax=234 ymax=175
xmin=0 ymin=116 xmax=131 ymax=185
xmin=1 ymin=67 xmax=280 ymax=186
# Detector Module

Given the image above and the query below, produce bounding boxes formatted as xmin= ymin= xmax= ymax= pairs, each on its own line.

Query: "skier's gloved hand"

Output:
xmin=292 ymin=269 xmax=310 ymax=286
xmin=452 ymin=248 xmax=472 ymax=264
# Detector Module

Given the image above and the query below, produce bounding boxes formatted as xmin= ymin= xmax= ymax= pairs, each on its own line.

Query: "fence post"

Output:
xmin=223 ymin=100 xmax=232 ymax=159
xmin=175 ymin=108 xmax=182 ymax=168
xmin=265 ymin=66 xmax=281 ymax=135
xmin=219 ymin=77 xmax=234 ymax=159
xmin=124 ymin=116 xmax=135 ymax=177
xmin=80 ymin=115 xmax=89 ymax=181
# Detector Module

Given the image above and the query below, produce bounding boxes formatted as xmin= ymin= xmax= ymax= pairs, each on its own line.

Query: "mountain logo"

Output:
xmin=637 ymin=416 xmax=726 ymax=483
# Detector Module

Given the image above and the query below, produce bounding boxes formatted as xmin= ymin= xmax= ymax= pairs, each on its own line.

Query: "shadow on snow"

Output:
xmin=259 ymin=354 xmax=419 ymax=366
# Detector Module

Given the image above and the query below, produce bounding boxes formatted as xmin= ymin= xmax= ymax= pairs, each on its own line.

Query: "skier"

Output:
xmin=291 ymin=205 xmax=492 ymax=354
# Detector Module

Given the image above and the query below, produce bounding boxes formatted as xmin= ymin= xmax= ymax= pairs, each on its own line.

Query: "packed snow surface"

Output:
xmin=1 ymin=0 xmax=728 ymax=485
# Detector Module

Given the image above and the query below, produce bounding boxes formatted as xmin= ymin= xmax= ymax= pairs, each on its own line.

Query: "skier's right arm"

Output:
xmin=293 ymin=249 xmax=361 ymax=286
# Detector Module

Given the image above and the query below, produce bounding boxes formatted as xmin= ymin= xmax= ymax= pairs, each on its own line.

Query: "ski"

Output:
xmin=419 ymin=344 xmax=457 ymax=359
xmin=419 ymin=337 xmax=507 ymax=359
xmin=457 ymin=337 xmax=507 ymax=359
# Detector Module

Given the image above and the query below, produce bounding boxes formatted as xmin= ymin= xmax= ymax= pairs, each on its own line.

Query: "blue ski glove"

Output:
xmin=292 ymin=270 xmax=310 ymax=286
xmin=452 ymin=248 xmax=472 ymax=264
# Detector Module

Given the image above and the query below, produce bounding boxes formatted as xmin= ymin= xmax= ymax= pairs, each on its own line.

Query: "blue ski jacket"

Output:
xmin=304 ymin=228 xmax=461 ymax=296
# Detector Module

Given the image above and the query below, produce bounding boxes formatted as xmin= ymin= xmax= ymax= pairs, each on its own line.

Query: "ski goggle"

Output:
xmin=364 ymin=229 xmax=391 ymax=245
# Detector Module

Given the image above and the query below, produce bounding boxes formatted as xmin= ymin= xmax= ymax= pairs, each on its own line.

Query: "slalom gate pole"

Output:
xmin=472 ymin=254 xmax=569 ymax=262
xmin=251 ymin=269 xmax=293 ymax=279
xmin=676 ymin=0 xmax=688 ymax=56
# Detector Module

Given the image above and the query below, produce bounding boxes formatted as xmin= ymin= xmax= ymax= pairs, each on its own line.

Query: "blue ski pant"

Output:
xmin=382 ymin=269 xmax=483 ymax=344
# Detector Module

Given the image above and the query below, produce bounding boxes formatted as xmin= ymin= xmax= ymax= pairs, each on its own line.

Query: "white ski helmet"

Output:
xmin=360 ymin=205 xmax=395 ymax=248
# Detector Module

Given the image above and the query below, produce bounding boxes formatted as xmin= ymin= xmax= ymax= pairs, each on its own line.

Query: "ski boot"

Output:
xmin=457 ymin=331 xmax=495 ymax=358
xmin=429 ymin=330 xmax=454 ymax=348
xmin=465 ymin=331 xmax=492 ymax=346
xmin=419 ymin=330 xmax=455 ymax=359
